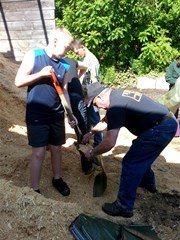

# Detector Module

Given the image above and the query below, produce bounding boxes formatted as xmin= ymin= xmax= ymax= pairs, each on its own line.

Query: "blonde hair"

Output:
xmin=49 ymin=27 xmax=73 ymax=45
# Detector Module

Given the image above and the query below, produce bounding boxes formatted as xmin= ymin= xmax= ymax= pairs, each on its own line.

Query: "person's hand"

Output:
xmin=68 ymin=115 xmax=78 ymax=128
xmin=82 ymin=132 xmax=93 ymax=144
xmin=40 ymin=66 xmax=53 ymax=78
xmin=84 ymin=96 xmax=89 ymax=105
xmin=85 ymin=149 xmax=92 ymax=160
xmin=77 ymin=143 xmax=95 ymax=160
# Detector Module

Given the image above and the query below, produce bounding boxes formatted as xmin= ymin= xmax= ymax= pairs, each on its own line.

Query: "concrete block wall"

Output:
xmin=137 ymin=76 xmax=169 ymax=90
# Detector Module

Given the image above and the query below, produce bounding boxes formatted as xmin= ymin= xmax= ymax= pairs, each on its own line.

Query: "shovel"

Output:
xmin=50 ymin=70 xmax=93 ymax=174
xmin=93 ymin=155 xmax=107 ymax=197
xmin=50 ymin=69 xmax=82 ymax=141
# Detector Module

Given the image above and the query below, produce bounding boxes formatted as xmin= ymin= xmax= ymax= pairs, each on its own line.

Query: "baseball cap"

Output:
xmin=87 ymin=82 xmax=107 ymax=107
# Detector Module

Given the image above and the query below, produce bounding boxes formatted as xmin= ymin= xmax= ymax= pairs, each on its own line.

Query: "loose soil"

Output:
xmin=0 ymin=53 xmax=179 ymax=240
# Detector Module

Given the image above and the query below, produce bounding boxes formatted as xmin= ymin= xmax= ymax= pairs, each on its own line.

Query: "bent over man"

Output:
xmin=83 ymin=82 xmax=177 ymax=218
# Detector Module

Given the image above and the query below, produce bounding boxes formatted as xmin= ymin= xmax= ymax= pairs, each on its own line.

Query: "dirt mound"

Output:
xmin=0 ymin=53 xmax=179 ymax=240
xmin=0 ymin=54 xmax=26 ymax=101
xmin=0 ymin=181 xmax=81 ymax=239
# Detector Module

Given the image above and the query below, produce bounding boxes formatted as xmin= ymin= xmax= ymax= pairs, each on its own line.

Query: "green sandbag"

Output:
xmin=69 ymin=213 xmax=161 ymax=240
xmin=158 ymin=77 xmax=180 ymax=113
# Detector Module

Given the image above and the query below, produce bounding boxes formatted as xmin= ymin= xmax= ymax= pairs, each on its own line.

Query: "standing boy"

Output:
xmin=15 ymin=27 xmax=76 ymax=195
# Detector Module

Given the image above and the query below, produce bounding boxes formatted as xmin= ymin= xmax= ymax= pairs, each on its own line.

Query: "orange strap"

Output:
xmin=50 ymin=69 xmax=63 ymax=95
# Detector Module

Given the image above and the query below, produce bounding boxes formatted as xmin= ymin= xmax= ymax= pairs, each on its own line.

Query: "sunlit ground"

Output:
xmin=8 ymin=121 xmax=179 ymax=164
xmin=8 ymin=124 xmax=27 ymax=136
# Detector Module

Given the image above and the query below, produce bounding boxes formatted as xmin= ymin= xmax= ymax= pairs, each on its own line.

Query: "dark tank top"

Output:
xmin=26 ymin=49 xmax=70 ymax=125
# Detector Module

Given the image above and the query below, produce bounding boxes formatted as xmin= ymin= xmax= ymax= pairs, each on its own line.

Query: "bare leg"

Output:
xmin=50 ymin=145 xmax=70 ymax=196
xmin=30 ymin=147 xmax=46 ymax=190
xmin=49 ymin=145 xmax=62 ymax=179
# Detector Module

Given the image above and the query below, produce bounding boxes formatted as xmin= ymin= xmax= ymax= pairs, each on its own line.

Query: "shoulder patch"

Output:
xmin=122 ymin=90 xmax=142 ymax=102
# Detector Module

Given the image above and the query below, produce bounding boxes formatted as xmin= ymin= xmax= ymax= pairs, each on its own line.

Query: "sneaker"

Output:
xmin=139 ymin=183 xmax=157 ymax=193
xmin=102 ymin=201 xmax=133 ymax=218
xmin=52 ymin=178 xmax=70 ymax=196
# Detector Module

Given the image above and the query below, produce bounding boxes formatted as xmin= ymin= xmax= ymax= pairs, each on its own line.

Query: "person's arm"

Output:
xmin=89 ymin=60 xmax=100 ymax=83
xmin=62 ymin=71 xmax=73 ymax=110
xmin=62 ymin=71 xmax=77 ymax=127
xmin=91 ymin=117 xmax=107 ymax=132
xmin=90 ymin=67 xmax=99 ymax=83
xmin=82 ymin=116 xmax=107 ymax=143
xmin=78 ymin=69 xmax=87 ymax=81
xmin=77 ymin=60 xmax=88 ymax=71
xmin=15 ymin=50 xmax=52 ymax=88
xmin=77 ymin=60 xmax=88 ymax=83
xmin=85 ymin=128 xmax=120 ymax=159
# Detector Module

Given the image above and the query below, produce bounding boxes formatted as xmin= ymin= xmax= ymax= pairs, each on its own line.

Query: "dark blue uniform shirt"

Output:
xmin=106 ymin=89 xmax=169 ymax=136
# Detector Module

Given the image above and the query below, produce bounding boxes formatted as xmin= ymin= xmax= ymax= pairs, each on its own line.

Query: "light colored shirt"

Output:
xmin=81 ymin=49 xmax=100 ymax=84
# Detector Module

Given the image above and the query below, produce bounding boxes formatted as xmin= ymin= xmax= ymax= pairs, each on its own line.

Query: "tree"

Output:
xmin=56 ymin=0 xmax=180 ymax=74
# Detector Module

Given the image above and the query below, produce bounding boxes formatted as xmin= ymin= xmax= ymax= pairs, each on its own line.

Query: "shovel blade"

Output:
xmin=93 ymin=171 xmax=107 ymax=197
xmin=79 ymin=150 xmax=93 ymax=175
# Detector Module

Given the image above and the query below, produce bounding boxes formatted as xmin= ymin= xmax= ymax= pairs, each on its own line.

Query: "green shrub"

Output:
xmin=131 ymin=35 xmax=179 ymax=74
xmin=55 ymin=0 xmax=179 ymax=79
xmin=101 ymin=66 xmax=118 ymax=86
xmin=101 ymin=66 xmax=137 ymax=88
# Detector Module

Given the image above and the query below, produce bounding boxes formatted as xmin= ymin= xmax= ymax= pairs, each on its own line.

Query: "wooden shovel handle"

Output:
xmin=50 ymin=69 xmax=83 ymax=142
xmin=97 ymin=155 xmax=106 ymax=175
xmin=50 ymin=69 xmax=63 ymax=95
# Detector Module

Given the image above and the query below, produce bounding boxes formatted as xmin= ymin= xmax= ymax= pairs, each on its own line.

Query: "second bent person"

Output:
xmin=71 ymin=39 xmax=103 ymax=147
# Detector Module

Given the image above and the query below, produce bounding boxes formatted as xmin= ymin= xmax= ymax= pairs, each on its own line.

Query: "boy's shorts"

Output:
xmin=27 ymin=121 xmax=65 ymax=147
